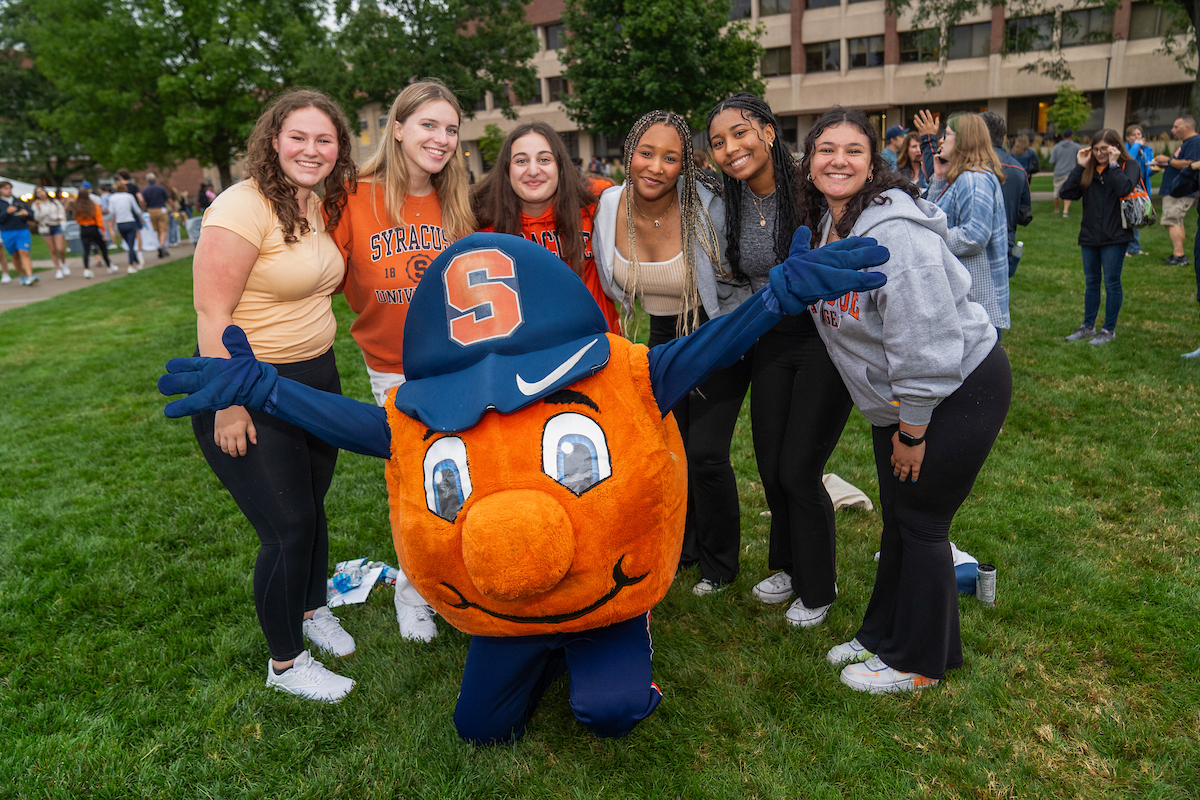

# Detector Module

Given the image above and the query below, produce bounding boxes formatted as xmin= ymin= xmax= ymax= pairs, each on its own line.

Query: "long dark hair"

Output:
xmin=243 ymin=89 xmax=357 ymax=244
xmin=796 ymin=106 xmax=919 ymax=246
xmin=1079 ymin=128 xmax=1132 ymax=191
xmin=471 ymin=121 xmax=596 ymax=277
xmin=706 ymin=93 xmax=801 ymax=283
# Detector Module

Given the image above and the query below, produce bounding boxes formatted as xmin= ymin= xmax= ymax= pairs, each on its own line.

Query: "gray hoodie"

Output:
xmin=812 ymin=188 xmax=997 ymax=427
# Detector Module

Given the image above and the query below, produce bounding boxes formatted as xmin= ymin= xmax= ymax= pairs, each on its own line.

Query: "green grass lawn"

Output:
xmin=2 ymin=202 xmax=1198 ymax=798
xmin=1029 ymin=171 xmax=1163 ymax=194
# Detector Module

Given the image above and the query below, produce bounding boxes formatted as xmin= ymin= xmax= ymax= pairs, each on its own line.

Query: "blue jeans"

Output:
xmin=1127 ymin=228 xmax=1142 ymax=255
xmin=1081 ymin=244 xmax=1125 ymax=332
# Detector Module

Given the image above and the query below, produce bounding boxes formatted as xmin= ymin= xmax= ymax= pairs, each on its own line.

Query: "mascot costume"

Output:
xmin=160 ymin=230 xmax=887 ymax=744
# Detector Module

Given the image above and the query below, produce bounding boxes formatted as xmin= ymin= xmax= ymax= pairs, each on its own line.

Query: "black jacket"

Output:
xmin=1059 ymin=160 xmax=1139 ymax=247
xmin=0 ymin=196 xmax=32 ymax=231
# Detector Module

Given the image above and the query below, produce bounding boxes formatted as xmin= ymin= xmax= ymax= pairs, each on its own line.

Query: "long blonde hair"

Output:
xmin=357 ymin=79 xmax=475 ymax=241
xmin=620 ymin=110 xmax=722 ymax=338
xmin=946 ymin=113 xmax=1006 ymax=186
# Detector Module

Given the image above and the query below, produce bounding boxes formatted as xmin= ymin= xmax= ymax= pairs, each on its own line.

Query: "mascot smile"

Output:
xmin=160 ymin=231 xmax=887 ymax=744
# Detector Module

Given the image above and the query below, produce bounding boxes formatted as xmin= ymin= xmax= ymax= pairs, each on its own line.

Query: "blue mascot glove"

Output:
xmin=158 ymin=325 xmax=279 ymax=418
xmin=766 ymin=226 xmax=889 ymax=315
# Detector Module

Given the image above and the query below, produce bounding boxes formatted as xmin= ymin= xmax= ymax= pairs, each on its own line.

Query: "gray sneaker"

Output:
xmin=1064 ymin=325 xmax=1096 ymax=342
xmin=1089 ymin=329 xmax=1116 ymax=346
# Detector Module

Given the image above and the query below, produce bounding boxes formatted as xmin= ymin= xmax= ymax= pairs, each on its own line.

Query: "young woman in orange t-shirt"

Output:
xmin=471 ymin=121 xmax=621 ymax=334
xmin=328 ymin=79 xmax=475 ymax=643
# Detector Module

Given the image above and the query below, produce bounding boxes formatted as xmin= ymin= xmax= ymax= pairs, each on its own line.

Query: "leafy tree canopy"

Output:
xmin=335 ymin=0 xmax=539 ymax=120
xmin=0 ymin=47 xmax=94 ymax=188
xmin=558 ymin=0 xmax=766 ymax=139
xmin=1046 ymin=84 xmax=1093 ymax=134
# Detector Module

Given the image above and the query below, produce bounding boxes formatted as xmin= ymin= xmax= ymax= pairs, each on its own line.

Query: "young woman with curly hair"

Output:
xmin=191 ymin=89 xmax=359 ymax=702
xmin=706 ymin=93 xmax=854 ymax=627
xmin=328 ymin=78 xmax=475 ymax=642
xmin=797 ymin=106 xmax=1010 ymax=693
xmin=593 ymin=109 xmax=753 ymax=596
xmin=472 ymin=121 xmax=620 ymax=333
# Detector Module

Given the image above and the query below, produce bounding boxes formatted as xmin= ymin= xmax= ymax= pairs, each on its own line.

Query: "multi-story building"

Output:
xmin=351 ymin=0 xmax=1192 ymax=173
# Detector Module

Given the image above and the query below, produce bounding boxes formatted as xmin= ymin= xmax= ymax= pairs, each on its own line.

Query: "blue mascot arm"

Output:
xmin=647 ymin=227 xmax=887 ymax=414
xmin=158 ymin=325 xmax=392 ymax=459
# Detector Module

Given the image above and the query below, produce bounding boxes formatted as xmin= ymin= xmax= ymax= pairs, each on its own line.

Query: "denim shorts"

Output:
xmin=47 ymin=224 xmax=63 ymax=236
xmin=0 ymin=228 xmax=32 ymax=252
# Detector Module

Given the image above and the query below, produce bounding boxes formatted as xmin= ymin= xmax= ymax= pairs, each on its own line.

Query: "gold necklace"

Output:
xmin=632 ymin=193 xmax=675 ymax=227
xmin=750 ymin=190 xmax=775 ymax=227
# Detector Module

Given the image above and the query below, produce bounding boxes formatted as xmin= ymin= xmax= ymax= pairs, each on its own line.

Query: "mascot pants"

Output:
xmin=454 ymin=613 xmax=661 ymax=745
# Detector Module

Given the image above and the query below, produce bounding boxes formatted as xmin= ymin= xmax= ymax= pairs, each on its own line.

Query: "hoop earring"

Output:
xmin=867 ymin=174 xmax=874 ymax=182
xmin=807 ymin=172 xmax=813 ymax=181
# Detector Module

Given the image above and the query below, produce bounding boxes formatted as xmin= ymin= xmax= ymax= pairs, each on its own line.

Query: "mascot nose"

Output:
xmin=461 ymin=489 xmax=576 ymax=601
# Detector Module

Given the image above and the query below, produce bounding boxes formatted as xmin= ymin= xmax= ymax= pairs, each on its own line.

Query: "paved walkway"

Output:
xmin=0 ymin=243 xmax=195 ymax=314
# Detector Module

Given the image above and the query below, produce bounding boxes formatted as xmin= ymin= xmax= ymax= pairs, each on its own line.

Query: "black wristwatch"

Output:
xmin=897 ymin=430 xmax=926 ymax=447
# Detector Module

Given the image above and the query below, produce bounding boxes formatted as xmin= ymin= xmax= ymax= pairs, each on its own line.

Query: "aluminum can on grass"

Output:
xmin=976 ymin=563 xmax=997 ymax=606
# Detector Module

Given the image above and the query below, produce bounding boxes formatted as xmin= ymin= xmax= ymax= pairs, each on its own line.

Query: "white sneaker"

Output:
xmin=83 ymin=269 xmax=94 ymax=279
xmin=265 ymin=650 xmax=355 ymax=702
xmin=752 ymin=571 xmax=793 ymax=604
xmin=692 ymin=578 xmax=728 ymax=597
xmin=127 ymin=265 xmax=137 ymax=274
xmin=303 ymin=606 xmax=355 ymax=657
xmin=55 ymin=268 xmax=64 ymax=279
xmin=840 ymin=655 xmax=939 ymax=694
xmin=826 ymin=637 xmax=873 ymax=666
xmin=395 ymin=600 xmax=438 ymax=642
xmin=785 ymin=597 xmax=833 ymax=627
xmin=0 ymin=272 xmax=10 ymax=284
xmin=61 ymin=265 xmax=70 ymax=276
xmin=107 ymin=265 xmax=119 ymax=274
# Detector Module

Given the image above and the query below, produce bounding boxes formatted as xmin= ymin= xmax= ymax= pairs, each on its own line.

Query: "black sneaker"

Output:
xmin=1166 ymin=255 xmax=1192 ymax=266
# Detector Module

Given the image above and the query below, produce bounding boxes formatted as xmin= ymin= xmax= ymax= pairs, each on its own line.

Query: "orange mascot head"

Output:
xmin=383 ymin=233 xmax=686 ymax=637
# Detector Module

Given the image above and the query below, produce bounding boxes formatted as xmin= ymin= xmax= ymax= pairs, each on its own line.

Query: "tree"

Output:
xmin=21 ymin=0 xmax=345 ymax=188
xmin=0 ymin=51 xmax=94 ymax=188
xmin=558 ymin=0 xmax=765 ymax=138
xmin=335 ymin=0 xmax=539 ymax=121
xmin=887 ymin=0 xmax=1200 ymax=118
xmin=1045 ymin=84 xmax=1093 ymax=135
xmin=478 ymin=123 xmax=505 ymax=166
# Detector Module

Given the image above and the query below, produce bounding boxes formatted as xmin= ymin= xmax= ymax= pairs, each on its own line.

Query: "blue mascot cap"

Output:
xmin=395 ymin=232 xmax=611 ymax=432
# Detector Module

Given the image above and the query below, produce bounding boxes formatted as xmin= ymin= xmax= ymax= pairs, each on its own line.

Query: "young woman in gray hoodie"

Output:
xmin=796 ymin=107 xmax=1012 ymax=694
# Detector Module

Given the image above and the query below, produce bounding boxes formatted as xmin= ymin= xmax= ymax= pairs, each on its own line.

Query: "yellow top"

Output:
xmin=203 ymin=180 xmax=345 ymax=363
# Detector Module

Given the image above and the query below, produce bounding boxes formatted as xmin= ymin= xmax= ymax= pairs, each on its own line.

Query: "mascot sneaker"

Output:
xmin=840 ymin=655 xmax=939 ymax=694
xmin=266 ymin=650 xmax=355 ymax=702
xmin=692 ymin=578 xmax=728 ymax=597
xmin=302 ymin=606 xmax=355 ymax=657
xmin=826 ymin=637 xmax=873 ymax=666
xmin=395 ymin=598 xmax=438 ymax=642
xmin=752 ymin=572 xmax=793 ymax=604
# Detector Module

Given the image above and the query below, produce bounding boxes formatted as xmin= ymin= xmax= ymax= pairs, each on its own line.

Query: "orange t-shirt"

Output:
xmin=481 ymin=204 xmax=621 ymax=335
xmin=330 ymin=183 xmax=452 ymax=373
xmin=74 ymin=204 xmax=104 ymax=230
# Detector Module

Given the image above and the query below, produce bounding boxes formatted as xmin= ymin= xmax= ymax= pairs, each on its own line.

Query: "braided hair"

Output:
xmin=796 ymin=106 xmax=919 ymax=246
xmin=620 ymin=110 xmax=723 ymax=338
xmin=705 ymin=93 xmax=802 ymax=282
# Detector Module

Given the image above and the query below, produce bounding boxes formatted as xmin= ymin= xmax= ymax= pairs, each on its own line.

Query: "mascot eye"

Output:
xmin=423 ymin=436 xmax=473 ymax=522
xmin=541 ymin=413 xmax=611 ymax=495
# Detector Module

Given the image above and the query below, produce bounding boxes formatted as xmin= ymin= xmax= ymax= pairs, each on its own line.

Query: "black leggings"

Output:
xmin=750 ymin=318 xmax=853 ymax=608
xmin=857 ymin=344 xmax=1011 ymax=679
xmin=650 ymin=312 xmax=751 ymax=584
xmin=79 ymin=225 xmax=111 ymax=269
xmin=192 ymin=349 xmax=341 ymax=662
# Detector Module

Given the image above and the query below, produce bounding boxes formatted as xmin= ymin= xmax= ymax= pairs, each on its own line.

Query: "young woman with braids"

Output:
xmin=472 ymin=121 xmax=620 ymax=333
xmin=594 ymin=110 xmax=753 ymax=596
xmin=706 ymin=93 xmax=854 ymax=628
xmin=329 ymin=79 xmax=476 ymax=643
xmin=191 ymin=89 xmax=359 ymax=702
xmin=798 ymin=106 xmax=1010 ymax=693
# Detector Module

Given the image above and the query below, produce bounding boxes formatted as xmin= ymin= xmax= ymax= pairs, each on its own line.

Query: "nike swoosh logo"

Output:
xmin=515 ymin=338 xmax=600 ymax=396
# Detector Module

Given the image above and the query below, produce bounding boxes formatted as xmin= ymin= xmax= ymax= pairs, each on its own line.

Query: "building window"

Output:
xmin=849 ymin=35 xmax=884 ymax=68
xmin=761 ymin=46 xmax=792 ymax=76
xmin=760 ymin=0 xmax=790 ymax=14
xmin=805 ymin=40 xmax=840 ymax=72
xmin=1128 ymin=84 xmax=1193 ymax=138
xmin=545 ymin=22 xmax=566 ymax=50
xmin=1005 ymin=15 xmax=1053 ymax=52
xmin=730 ymin=0 xmax=752 ymax=20
xmin=806 ymin=0 xmax=839 ymax=8
xmin=1129 ymin=2 xmax=1184 ymax=39
xmin=899 ymin=29 xmax=939 ymax=62
xmin=358 ymin=119 xmax=371 ymax=146
xmin=473 ymin=92 xmax=488 ymax=112
xmin=377 ymin=115 xmax=388 ymax=130
xmin=946 ymin=22 xmax=990 ymax=60
xmin=547 ymin=76 xmax=569 ymax=103
xmin=522 ymin=81 xmax=544 ymax=105
xmin=1061 ymin=7 xmax=1113 ymax=47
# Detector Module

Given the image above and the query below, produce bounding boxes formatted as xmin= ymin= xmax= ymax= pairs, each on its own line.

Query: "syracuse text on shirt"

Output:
xmin=369 ymin=223 xmax=451 ymax=304
xmin=810 ymin=292 xmax=862 ymax=329
xmin=525 ymin=229 xmax=593 ymax=262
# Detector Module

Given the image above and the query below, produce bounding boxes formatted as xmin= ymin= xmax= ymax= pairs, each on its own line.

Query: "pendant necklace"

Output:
xmin=633 ymin=193 xmax=675 ymax=227
xmin=751 ymin=190 xmax=775 ymax=227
